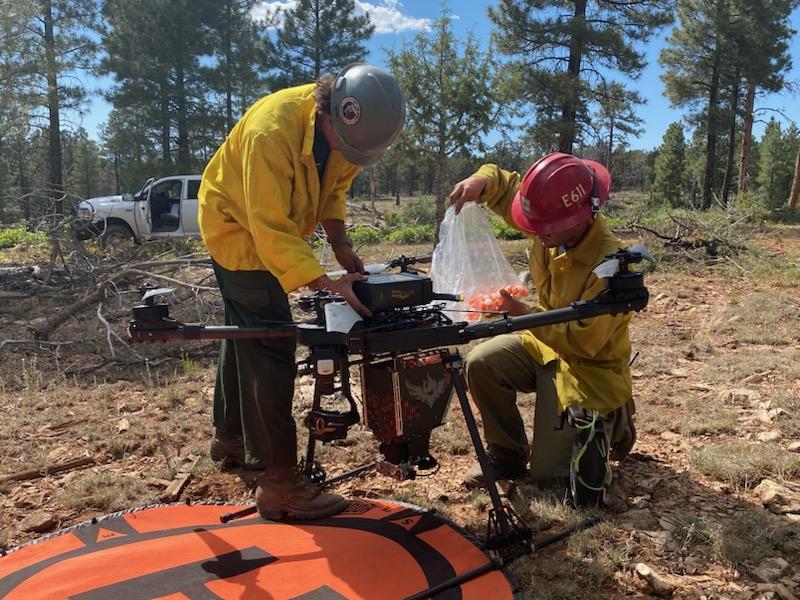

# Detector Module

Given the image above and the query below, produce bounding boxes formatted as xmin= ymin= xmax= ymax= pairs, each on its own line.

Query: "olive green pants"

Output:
xmin=212 ymin=260 xmax=298 ymax=468
xmin=465 ymin=334 xmax=575 ymax=481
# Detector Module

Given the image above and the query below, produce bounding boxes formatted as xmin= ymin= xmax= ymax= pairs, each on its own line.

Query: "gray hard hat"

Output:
xmin=330 ymin=64 xmax=406 ymax=166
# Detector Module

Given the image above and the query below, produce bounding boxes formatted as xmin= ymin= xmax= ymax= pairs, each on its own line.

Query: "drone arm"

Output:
xmin=128 ymin=322 xmax=297 ymax=342
xmin=462 ymin=289 xmax=647 ymax=343
xmin=520 ymin=278 xmax=622 ymax=359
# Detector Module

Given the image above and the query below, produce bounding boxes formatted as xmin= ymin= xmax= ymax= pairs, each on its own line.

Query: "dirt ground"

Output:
xmin=1 ymin=217 xmax=799 ymax=599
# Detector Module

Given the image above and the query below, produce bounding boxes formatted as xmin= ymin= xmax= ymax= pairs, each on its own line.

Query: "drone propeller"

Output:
xmin=141 ymin=287 xmax=176 ymax=302
xmin=592 ymin=244 xmax=656 ymax=279
xmin=628 ymin=243 xmax=656 ymax=264
xmin=592 ymin=258 xmax=620 ymax=279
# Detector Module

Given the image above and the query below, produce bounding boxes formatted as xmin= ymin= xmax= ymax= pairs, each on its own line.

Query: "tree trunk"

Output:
xmin=702 ymin=49 xmax=721 ymax=210
xmin=113 ymin=149 xmax=120 ymax=194
xmin=606 ymin=116 xmax=614 ymax=172
xmin=721 ymin=65 xmax=740 ymax=208
xmin=738 ymin=81 xmax=756 ymax=194
xmin=313 ymin=0 xmax=321 ymax=79
xmin=84 ymin=140 xmax=91 ymax=199
xmin=17 ymin=136 xmax=30 ymax=221
xmin=394 ymin=164 xmax=400 ymax=206
xmin=433 ymin=149 xmax=446 ymax=246
xmin=369 ymin=166 xmax=377 ymax=225
xmin=160 ymin=87 xmax=171 ymax=165
xmin=789 ymin=148 xmax=800 ymax=209
xmin=176 ymin=63 xmax=189 ymax=171
xmin=559 ymin=0 xmax=586 ymax=154
xmin=224 ymin=0 xmax=234 ymax=133
xmin=43 ymin=0 xmax=64 ymax=214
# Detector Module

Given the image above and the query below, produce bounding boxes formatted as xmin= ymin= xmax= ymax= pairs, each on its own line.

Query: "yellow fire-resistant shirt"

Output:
xmin=198 ymin=84 xmax=361 ymax=293
xmin=473 ymin=163 xmax=633 ymax=415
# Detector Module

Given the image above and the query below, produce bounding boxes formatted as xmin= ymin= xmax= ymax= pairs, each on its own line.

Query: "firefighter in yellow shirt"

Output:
xmin=198 ymin=64 xmax=405 ymax=519
xmin=449 ymin=152 xmax=636 ymax=507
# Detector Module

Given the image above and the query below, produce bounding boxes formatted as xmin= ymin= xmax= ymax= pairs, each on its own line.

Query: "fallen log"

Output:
xmin=0 ymin=456 xmax=96 ymax=484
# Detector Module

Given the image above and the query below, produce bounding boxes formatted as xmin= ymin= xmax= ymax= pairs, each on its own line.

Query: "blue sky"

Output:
xmin=78 ymin=0 xmax=800 ymax=151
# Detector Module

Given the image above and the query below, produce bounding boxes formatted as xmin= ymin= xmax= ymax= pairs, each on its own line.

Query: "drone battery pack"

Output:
xmin=352 ymin=272 xmax=434 ymax=312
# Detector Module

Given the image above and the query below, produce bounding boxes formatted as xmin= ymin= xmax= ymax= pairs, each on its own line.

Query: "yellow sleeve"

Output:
xmin=531 ymin=276 xmax=628 ymax=359
xmin=473 ymin=163 xmax=521 ymax=227
xmin=243 ymin=131 xmax=324 ymax=293
xmin=318 ymin=162 xmax=361 ymax=221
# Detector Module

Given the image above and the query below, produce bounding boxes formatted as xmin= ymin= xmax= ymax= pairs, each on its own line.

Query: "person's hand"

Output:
xmin=498 ymin=289 xmax=529 ymax=316
xmin=333 ymin=244 xmax=365 ymax=274
xmin=449 ymin=176 xmax=487 ymax=215
xmin=309 ymin=273 xmax=372 ymax=317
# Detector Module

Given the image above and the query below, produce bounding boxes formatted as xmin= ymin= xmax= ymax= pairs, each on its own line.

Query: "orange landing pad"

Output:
xmin=0 ymin=500 xmax=518 ymax=599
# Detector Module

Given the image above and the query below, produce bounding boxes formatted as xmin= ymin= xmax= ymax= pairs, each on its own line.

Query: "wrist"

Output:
xmin=329 ymin=236 xmax=353 ymax=250
xmin=309 ymin=275 xmax=332 ymax=291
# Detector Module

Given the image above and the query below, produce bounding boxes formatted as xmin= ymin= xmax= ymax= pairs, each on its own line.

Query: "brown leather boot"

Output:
xmin=256 ymin=467 xmax=349 ymax=520
xmin=610 ymin=398 xmax=637 ymax=461
xmin=209 ymin=432 xmax=263 ymax=470
xmin=463 ymin=445 xmax=529 ymax=489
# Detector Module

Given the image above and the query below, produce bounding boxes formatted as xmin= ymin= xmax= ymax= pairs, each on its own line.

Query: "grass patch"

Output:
xmin=179 ymin=349 xmax=201 ymax=374
xmin=679 ymin=397 xmax=737 ymax=436
xmin=567 ymin=521 xmax=634 ymax=584
xmin=509 ymin=520 xmax=633 ymax=599
xmin=63 ymin=471 xmax=153 ymax=512
xmin=774 ymin=394 xmax=800 ymax=438
xmin=390 ymin=489 xmax=448 ymax=516
xmin=635 ymin=395 xmax=682 ymax=435
xmin=431 ymin=422 xmax=472 ymax=455
xmin=666 ymin=506 xmax=800 ymax=566
xmin=702 ymin=348 xmax=800 ymax=383
xmin=721 ymin=292 xmax=800 ymax=346
xmin=718 ymin=508 xmax=800 ymax=566
xmin=691 ymin=442 xmax=800 ymax=488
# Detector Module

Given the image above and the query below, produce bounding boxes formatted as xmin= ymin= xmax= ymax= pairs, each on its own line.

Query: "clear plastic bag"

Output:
xmin=431 ymin=203 xmax=527 ymax=322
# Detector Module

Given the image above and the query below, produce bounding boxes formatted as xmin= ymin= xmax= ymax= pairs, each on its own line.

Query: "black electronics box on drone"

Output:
xmin=352 ymin=272 xmax=434 ymax=312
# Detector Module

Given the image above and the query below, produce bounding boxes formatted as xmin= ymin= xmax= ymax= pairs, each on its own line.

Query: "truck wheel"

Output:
xmin=100 ymin=223 xmax=133 ymax=249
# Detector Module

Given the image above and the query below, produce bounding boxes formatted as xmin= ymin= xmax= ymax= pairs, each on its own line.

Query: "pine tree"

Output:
xmin=489 ymin=0 xmax=671 ymax=153
xmin=660 ymin=0 xmax=736 ymax=210
xmin=755 ymin=119 xmax=798 ymax=208
xmin=1 ymin=0 xmax=100 ymax=212
xmin=735 ymin=0 xmax=796 ymax=194
xmin=264 ymin=0 xmax=374 ymax=88
xmin=204 ymin=0 xmax=268 ymax=135
xmin=653 ymin=122 xmax=687 ymax=206
xmin=594 ymin=83 xmax=644 ymax=174
xmin=387 ymin=2 xmax=508 ymax=243
xmin=100 ymin=106 xmax=164 ymax=193
xmin=101 ymin=0 xmax=216 ymax=172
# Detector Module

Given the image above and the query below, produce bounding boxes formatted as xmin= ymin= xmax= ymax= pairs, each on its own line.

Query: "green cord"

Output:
xmin=573 ymin=411 xmax=612 ymax=493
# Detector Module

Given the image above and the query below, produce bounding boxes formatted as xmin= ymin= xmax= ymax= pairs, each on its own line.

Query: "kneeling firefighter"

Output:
xmin=198 ymin=64 xmax=405 ymax=520
xmin=449 ymin=153 xmax=637 ymax=507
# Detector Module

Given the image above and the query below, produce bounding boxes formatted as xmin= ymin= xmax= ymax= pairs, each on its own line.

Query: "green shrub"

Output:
xmin=384 ymin=213 xmax=401 ymax=227
xmin=387 ymin=224 xmax=435 ymax=244
xmin=400 ymin=197 xmax=436 ymax=224
xmin=349 ymin=226 xmax=385 ymax=246
xmin=0 ymin=225 xmax=46 ymax=249
xmin=491 ymin=218 xmax=525 ymax=240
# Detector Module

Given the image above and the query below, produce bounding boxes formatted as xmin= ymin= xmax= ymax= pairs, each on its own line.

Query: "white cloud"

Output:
xmin=355 ymin=1 xmax=431 ymax=33
xmin=250 ymin=1 xmax=297 ymax=26
xmin=251 ymin=0 xmax=430 ymax=34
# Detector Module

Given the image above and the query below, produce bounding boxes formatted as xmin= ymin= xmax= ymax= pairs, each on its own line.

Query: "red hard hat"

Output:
xmin=511 ymin=152 xmax=612 ymax=235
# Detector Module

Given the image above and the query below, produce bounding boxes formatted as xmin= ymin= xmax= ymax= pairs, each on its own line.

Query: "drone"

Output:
xmin=128 ymin=248 xmax=652 ymax=570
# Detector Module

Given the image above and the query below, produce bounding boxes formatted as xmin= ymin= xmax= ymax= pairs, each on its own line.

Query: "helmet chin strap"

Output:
xmin=588 ymin=168 xmax=602 ymax=215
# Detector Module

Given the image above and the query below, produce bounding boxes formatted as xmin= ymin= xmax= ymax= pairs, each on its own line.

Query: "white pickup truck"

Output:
xmin=74 ymin=175 xmax=202 ymax=247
